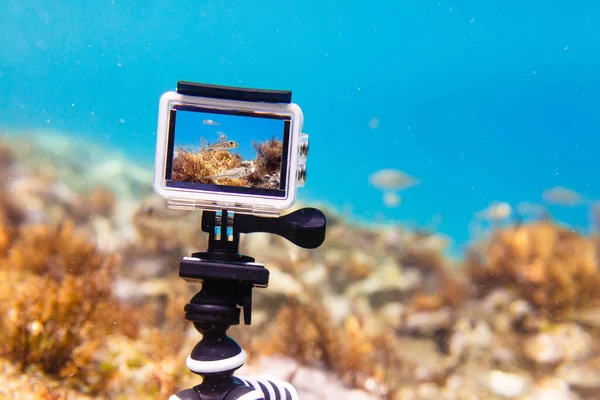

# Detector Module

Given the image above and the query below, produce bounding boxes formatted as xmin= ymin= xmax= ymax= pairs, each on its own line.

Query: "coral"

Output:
xmin=465 ymin=221 xmax=600 ymax=319
xmin=171 ymin=147 xmax=243 ymax=185
xmin=0 ymin=219 xmax=131 ymax=390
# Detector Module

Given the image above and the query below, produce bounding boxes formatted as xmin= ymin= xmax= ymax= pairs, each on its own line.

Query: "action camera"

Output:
xmin=153 ymin=81 xmax=309 ymax=217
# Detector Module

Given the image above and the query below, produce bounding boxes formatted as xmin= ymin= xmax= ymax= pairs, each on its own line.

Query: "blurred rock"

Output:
xmin=528 ymin=377 xmax=581 ymax=400
xmin=403 ymin=307 xmax=452 ymax=336
xmin=485 ymin=370 xmax=530 ymax=398
xmin=448 ymin=318 xmax=492 ymax=358
xmin=523 ymin=323 xmax=593 ymax=365
xmin=557 ymin=363 xmax=600 ymax=397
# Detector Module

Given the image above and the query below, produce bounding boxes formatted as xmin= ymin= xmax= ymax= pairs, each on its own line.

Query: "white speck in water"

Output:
xmin=117 ymin=63 xmax=122 ymax=67
xmin=119 ymin=118 xmax=125 ymax=123
xmin=46 ymin=119 xmax=51 ymax=123
xmin=470 ymin=18 xmax=475 ymax=23
xmin=533 ymin=70 xmax=537 ymax=74
xmin=71 ymin=103 xmax=75 ymax=107
xmin=357 ymin=87 xmax=361 ymax=91
xmin=564 ymin=46 xmax=569 ymax=50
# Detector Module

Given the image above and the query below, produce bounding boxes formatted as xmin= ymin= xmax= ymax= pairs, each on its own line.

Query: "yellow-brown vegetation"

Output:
xmin=465 ymin=221 xmax=600 ymax=319
xmin=0 ymin=219 xmax=132 ymax=391
xmin=252 ymin=138 xmax=283 ymax=176
xmin=171 ymin=138 xmax=283 ymax=190
xmin=260 ymin=298 xmax=402 ymax=396
xmin=0 ymin=139 xmax=15 ymax=168
xmin=171 ymin=147 xmax=243 ymax=185
xmin=77 ymin=186 xmax=116 ymax=219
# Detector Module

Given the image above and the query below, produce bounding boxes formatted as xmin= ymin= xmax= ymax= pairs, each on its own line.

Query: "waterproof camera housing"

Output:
xmin=153 ymin=82 xmax=309 ymax=217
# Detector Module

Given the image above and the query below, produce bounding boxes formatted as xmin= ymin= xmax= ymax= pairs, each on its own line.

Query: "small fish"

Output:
xmin=369 ymin=169 xmax=420 ymax=191
xmin=203 ymin=119 xmax=220 ymax=126
xmin=542 ymin=186 xmax=584 ymax=206
xmin=206 ymin=166 xmax=253 ymax=179
xmin=383 ymin=191 xmax=402 ymax=207
xmin=200 ymin=137 xmax=238 ymax=151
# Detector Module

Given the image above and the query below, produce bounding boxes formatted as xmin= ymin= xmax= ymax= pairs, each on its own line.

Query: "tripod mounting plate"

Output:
xmin=180 ymin=256 xmax=269 ymax=287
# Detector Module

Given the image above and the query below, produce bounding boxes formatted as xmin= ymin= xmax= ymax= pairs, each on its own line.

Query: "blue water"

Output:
xmin=1 ymin=1 xmax=599 ymax=255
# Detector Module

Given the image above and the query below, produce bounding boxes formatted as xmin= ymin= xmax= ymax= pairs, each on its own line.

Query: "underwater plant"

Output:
xmin=76 ymin=186 xmax=117 ymax=219
xmin=0 ymin=139 xmax=15 ymax=169
xmin=465 ymin=220 xmax=600 ymax=319
xmin=252 ymin=137 xmax=283 ymax=176
xmin=171 ymin=147 xmax=243 ymax=185
xmin=259 ymin=297 xmax=403 ymax=397
xmin=0 ymin=219 xmax=133 ymax=390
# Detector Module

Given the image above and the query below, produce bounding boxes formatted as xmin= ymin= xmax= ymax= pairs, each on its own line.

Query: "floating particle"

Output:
xmin=117 ymin=62 xmax=122 ymax=67
xmin=564 ymin=46 xmax=569 ymax=51
xmin=368 ymin=118 xmax=380 ymax=130
xmin=203 ymin=119 xmax=220 ymax=126
xmin=119 ymin=118 xmax=125 ymax=123
xmin=470 ymin=18 xmax=475 ymax=23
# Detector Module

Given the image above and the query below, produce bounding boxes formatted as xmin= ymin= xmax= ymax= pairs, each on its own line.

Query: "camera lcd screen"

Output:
xmin=164 ymin=105 xmax=291 ymax=197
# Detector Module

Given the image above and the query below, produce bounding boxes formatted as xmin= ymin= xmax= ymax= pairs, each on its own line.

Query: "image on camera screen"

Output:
xmin=166 ymin=107 xmax=289 ymax=195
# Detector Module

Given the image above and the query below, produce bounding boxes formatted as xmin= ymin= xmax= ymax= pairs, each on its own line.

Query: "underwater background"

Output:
xmin=1 ymin=1 xmax=600 ymax=399
xmin=2 ymin=0 xmax=599 ymax=253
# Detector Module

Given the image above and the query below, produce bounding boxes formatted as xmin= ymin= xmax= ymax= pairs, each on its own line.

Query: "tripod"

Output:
xmin=169 ymin=208 xmax=327 ymax=400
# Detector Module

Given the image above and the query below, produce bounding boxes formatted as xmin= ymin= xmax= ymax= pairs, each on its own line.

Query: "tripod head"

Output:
xmin=182 ymin=207 xmax=326 ymax=325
